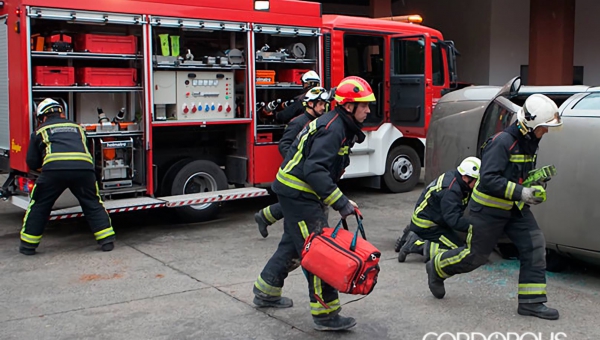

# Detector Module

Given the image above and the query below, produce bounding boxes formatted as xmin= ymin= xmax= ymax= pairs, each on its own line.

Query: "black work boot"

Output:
xmin=19 ymin=246 xmax=36 ymax=256
xmin=101 ymin=242 xmax=114 ymax=252
xmin=394 ymin=225 xmax=411 ymax=252
xmin=426 ymin=260 xmax=445 ymax=299
xmin=255 ymin=211 xmax=270 ymax=238
xmin=518 ymin=303 xmax=559 ymax=320
xmin=313 ymin=314 xmax=357 ymax=331
xmin=253 ymin=287 xmax=293 ymax=308
xmin=398 ymin=231 xmax=425 ymax=262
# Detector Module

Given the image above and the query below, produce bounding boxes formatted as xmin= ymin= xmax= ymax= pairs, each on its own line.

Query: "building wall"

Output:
xmin=319 ymin=0 xmax=600 ymax=86
xmin=574 ymin=0 xmax=600 ymax=86
xmin=488 ymin=0 xmax=530 ymax=86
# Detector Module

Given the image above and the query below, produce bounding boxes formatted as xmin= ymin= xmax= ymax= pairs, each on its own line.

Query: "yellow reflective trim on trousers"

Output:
xmin=439 ymin=235 xmax=458 ymax=249
xmin=263 ymin=206 xmax=277 ymax=224
xmin=21 ymin=185 xmax=39 ymax=244
xmin=429 ymin=242 xmax=439 ymax=261
xmin=299 ymin=221 xmax=310 ymax=239
xmin=254 ymin=275 xmax=282 ymax=297
xmin=20 ymin=232 xmax=42 ymax=244
xmin=94 ymin=227 xmax=115 ymax=240
xmin=276 ymin=169 xmax=318 ymax=196
xmin=314 ymin=276 xmax=323 ymax=302
xmin=310 ymin=299 xmax=341 ymax=315
xmin=509 ymin=155 xmax=536 ymax=163
xmin=436 ymin=225 xmax=473 ymax=279
xmin=518 ymin=283 xmax=547 ymax=295
xmin=338 ymin=146 xmax=349 ymax=156
xmin=411 ymin=215 xmax=437 ymax=228
xmin=43 ymin=152 xmax=93 ymax=166
xmin=505 ymin=181 xmax=516 ymax=200
xmin=471 ymin=181 xmax=514 ymax=210
xmin=323 ymin=187 xmax=342 ymax=206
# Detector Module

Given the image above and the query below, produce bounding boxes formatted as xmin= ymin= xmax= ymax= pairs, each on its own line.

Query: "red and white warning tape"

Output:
xmin=49 ymin=203 xmax=166 ymax=220
xmin=166 ymin=191 xmax=268 ymax=207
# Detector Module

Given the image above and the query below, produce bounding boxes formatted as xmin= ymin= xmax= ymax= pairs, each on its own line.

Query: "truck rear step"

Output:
xmin=9 ymin=187 xmax=268 ymax=220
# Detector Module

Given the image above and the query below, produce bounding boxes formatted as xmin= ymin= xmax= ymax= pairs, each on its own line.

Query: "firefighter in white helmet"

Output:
xmin=394 ymin=156 xmax=480 ymax=263
xmin=276 ymin=71 xmax=322 ymax=124
xmin=425 ymin=94 xmax=562 ymax=320
xmin=20 ymin=98 xmax=115 ymax=255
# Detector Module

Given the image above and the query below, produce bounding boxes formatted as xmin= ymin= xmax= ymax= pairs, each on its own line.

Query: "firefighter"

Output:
xmin=275 ymin=70 xmax=321 ymax=124
xmin=252 ymin=76 xmax=375 ymax=331
xmin=19 ymin=98 xmax=115 ymax=255
xmin=255 ymin=86 xmax=330 ymax=239
xmin=395 ymin=156 xmax=481 ymax=263
xmin=425 ymin=94 xmax=562 ymax=320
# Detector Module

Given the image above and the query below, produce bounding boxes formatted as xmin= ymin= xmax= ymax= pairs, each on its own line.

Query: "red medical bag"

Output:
xmin=301 ymin=214 xmax=381 ymax=295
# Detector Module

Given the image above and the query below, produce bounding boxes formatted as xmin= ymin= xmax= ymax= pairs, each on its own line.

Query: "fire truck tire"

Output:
xmin=160 ymin=158 xmax=194 ymax=196
xmin=381 ymin=145 xmax=421 ymax=193
xmin=170 ymin=160 xmax=228 ymax=222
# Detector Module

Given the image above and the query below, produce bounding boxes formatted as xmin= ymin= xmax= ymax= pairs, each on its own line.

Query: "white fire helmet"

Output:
xmin=36 ymin=98 xmax=63 ymax=118
xmin=517 ymin=94 xmax=562 ymax=134
xmin=457 ymin=156 xmax=481 ymax=179
xmin=301 ymin=71 xmax=321 ymax=87
xmin=303 ymin=86 xmax=330 ymax=102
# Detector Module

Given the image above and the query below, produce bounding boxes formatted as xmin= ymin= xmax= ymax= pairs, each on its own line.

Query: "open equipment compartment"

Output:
xmin=149 ymin=16 xmax=249 ymax=123
xmin=252 ymin=24 xmax=321 ymax=145
xmin=28 ymin=7 xmax=147 ymax=197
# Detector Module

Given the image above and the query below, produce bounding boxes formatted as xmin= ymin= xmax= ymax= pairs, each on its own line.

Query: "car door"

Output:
xmin=533 ymin=92 xmax=600 ymax=257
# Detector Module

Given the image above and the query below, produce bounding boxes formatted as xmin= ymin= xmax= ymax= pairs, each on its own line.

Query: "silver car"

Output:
xmin=425 ymin=76 xmax=599 ymax=271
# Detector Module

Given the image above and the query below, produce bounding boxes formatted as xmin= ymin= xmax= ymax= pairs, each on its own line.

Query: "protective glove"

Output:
xmin=348 ymin=199 xmax=358 ymax=208
xmin=521 ymin=186 xmax=544 ymax=205
xmin=338 ymin=201 xmax=356 ymax=219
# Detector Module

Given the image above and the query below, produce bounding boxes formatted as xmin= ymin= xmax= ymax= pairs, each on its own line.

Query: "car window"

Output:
xmin=477 ymin=101 xmax=514 ymax=154
xmin=572 ymin=92 xmax=600 ymax=110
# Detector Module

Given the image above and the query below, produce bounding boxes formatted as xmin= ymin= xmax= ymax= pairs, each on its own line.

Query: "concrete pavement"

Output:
xmin=0 ymin=181 xmax=599 ymax=339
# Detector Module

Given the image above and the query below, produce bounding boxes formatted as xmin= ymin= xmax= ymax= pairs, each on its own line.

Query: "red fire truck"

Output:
xmin=0 ymin=0 xmax=458 ymax=221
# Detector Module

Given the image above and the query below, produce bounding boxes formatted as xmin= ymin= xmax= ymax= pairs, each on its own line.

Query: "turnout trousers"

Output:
xmin=260 ymin=201 xmax=329 ymax=226
xmin=431 ymin=204 xmax=548 ymax=304
xmin=254 ymin=194 xmax=341 ymax=319
xmin=20 ymin=170 xmax=115 ymax=249
xmin=410 ymin=223 xmax=465 ymax=261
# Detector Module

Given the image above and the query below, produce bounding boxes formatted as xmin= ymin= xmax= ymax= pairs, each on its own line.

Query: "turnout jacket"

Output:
xmin=278 ymin=111 xmax=315 ymax=158
xmin=472 ymin=123 xmax=540 ymax=211
xmin=26 ymin=116 xmax=94 ymax=172
xmin=411 ymin=169 xmax=472 ymax=232
xmin=272 ymin=106 xmax=365 ymax=211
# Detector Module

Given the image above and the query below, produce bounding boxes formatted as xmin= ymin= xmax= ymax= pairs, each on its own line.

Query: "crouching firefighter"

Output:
xmin=396 ymin=157 xmax=481 ymax=263
xmin=252 ymin=76 xmax=375 ymax=331
xmin=425 ymin=94 xmax=562 ymax=320
xmin=255 ymin=87 xmax=330 ymax=239
xmin=19 ymin=98 xmax=115 ymax=255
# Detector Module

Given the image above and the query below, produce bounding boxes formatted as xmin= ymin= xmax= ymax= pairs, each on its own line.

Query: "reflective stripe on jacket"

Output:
xmin=26 ymin=117 xmax=94 ymax=171
xmin=472 ymin=123 xmax=539 ymax=211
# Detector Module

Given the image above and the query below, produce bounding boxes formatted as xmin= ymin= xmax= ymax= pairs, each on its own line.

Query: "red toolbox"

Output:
xmin=76 ymin=67 xmax=137 ymax=87
xmin=75 ymin=34 xmax=138 ymax=54
xmin=33 ymin=66 xmax=75 ymax=86
xmin=277 ymin=68 xmax=311 ymax=85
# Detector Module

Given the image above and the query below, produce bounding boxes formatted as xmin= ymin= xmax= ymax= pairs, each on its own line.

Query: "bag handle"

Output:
xmin=331 ymin=213 xmax=366 ymax=252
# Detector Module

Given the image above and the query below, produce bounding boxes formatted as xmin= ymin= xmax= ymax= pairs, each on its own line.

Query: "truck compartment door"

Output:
xmin=0 ymin=15 xmax=10 ymax=164
xmin=389 ymin=35 xmax=426 ymax=127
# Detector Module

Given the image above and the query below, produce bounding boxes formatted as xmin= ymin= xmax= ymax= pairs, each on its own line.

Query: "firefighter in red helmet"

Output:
xmin=251 ymin=76 xmax=375 ymax=331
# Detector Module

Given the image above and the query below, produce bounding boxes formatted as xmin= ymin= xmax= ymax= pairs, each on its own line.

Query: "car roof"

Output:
xmin=438 ymin=84 xmax=592 ymax=103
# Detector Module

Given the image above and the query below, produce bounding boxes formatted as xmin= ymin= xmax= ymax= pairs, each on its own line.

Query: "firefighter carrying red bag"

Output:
xmin=301 ymin=213 xmax=381 ymax=295
xmin=251 ymin=76 xmax=376 ymax=331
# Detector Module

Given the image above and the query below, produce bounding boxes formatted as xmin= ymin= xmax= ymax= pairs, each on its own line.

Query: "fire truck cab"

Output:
xmin=0 ymin=0 xmax=457 ymax=222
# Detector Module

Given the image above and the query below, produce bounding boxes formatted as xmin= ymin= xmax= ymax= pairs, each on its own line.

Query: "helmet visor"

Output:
xmin=536 ymin=112 xmax=562 ymax=128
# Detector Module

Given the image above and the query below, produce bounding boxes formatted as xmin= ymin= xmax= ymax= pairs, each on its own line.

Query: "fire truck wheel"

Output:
xmin=382 ymin=145 xmax=421 ymax=193
xmin=171 ymin=160 xmax=228 ymax=222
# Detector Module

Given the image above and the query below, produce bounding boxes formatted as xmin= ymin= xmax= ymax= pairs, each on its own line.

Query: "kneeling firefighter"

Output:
xmin=251 ymin=76 xmax=375 ymax=331
xmin=425 ymin=94 xmax=562 ymax=320
xmin=396 ymin=156 xmax=481 ymax=263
